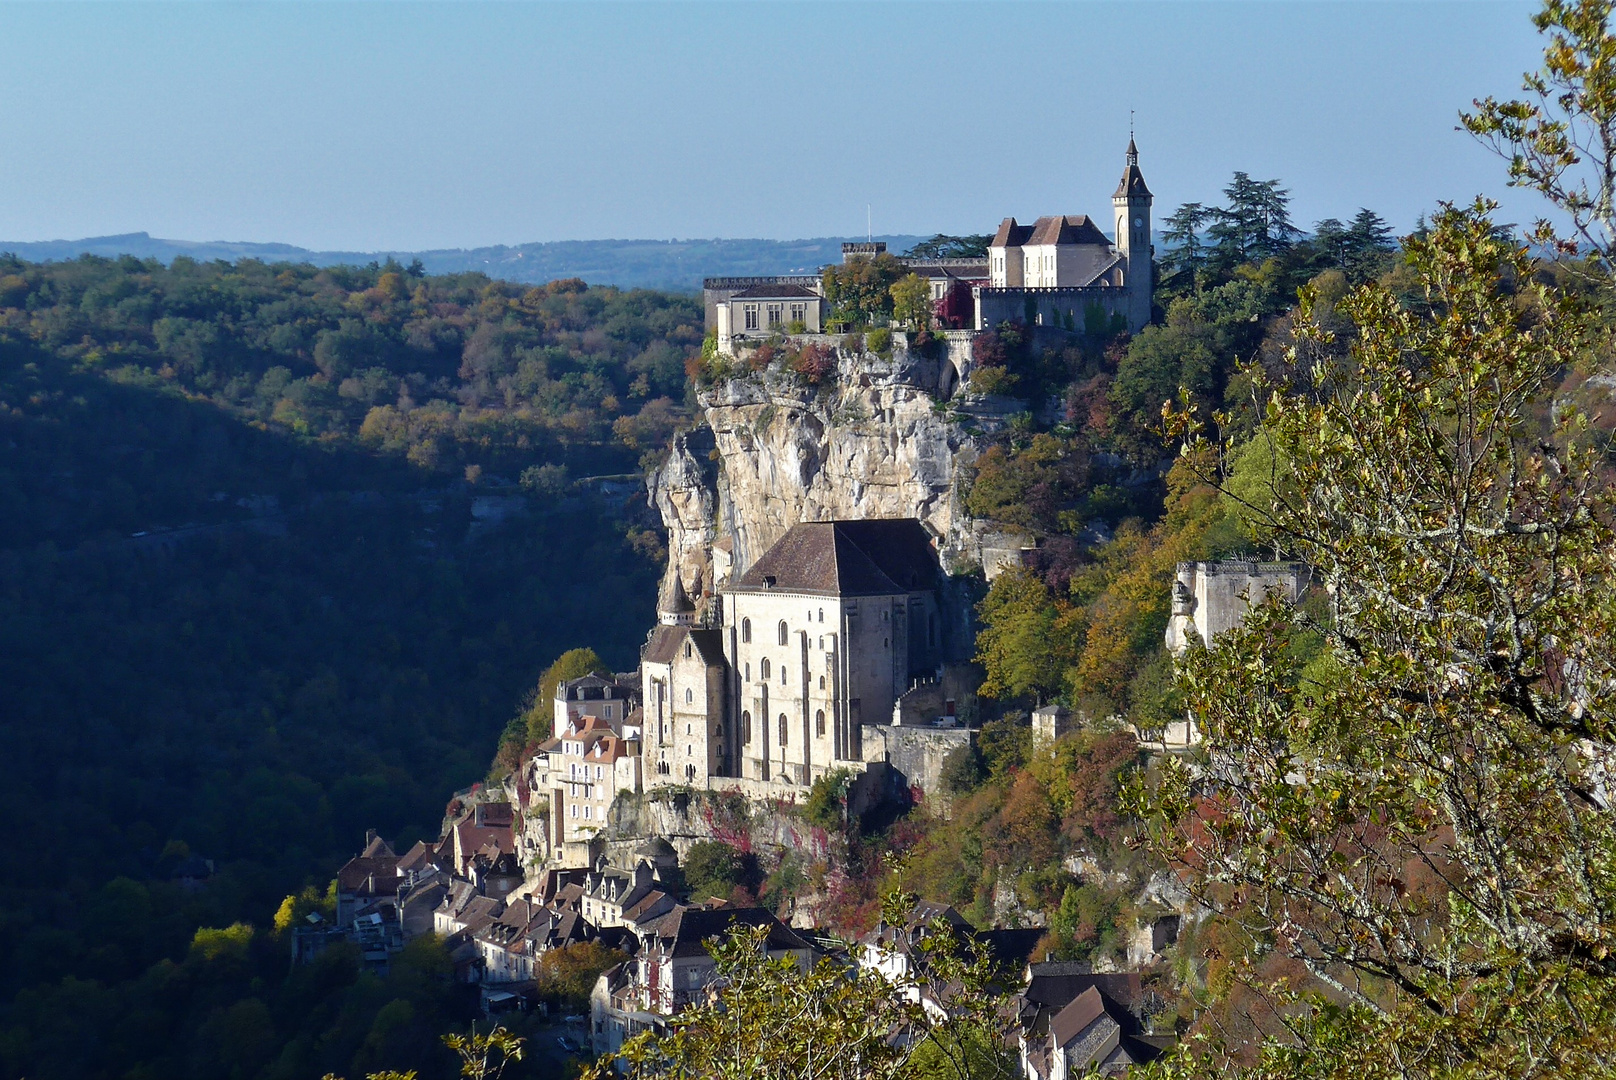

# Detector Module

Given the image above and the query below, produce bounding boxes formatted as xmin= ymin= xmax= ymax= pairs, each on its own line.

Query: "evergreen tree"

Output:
xmin=1159 ymin=202 xmax=1214 ymax=291
xmin=1208 ymin=172 xmax=1299 ymax=269
xmin=1343 ymin=207 xmax=1397 ymax=278
xmin=1311 ymin=217 xmax=1350 ymax=272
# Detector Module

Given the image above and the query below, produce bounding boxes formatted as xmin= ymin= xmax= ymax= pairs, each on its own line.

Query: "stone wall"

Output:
xmin=860 ymin=723 xmax=972 ymax=806
xmin=974 ymin=285 xmax=1132 ymax=337
xmin=1166 ymin=560 xmax=1309 ymax=656
xmin=601 ymin=785 xmax=831 ymax=867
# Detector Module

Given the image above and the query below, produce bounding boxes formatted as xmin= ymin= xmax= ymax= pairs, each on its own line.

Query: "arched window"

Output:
xmin=815 ymin=709 xmax=825 ymax=737
xmin=741 ymin=618 xmax=751 ymax=644
xmin=818 ymin=608 xmax=824 ymax=622
xmin=685 ymin=688 xmax=693 ymax=703
xmin=684 ymin=642 xmax=692 ymax=659
xmin=744 ymin=662 xmax=751 ymax=682
xmin=780 ymin=666 xmax=787 ymax=685
xmin=818 ymin=675 xmax=825 ymax=690
xmin=760 ymin=658 xmax=771 ymax=680
xmin=742 ymin=711 xmax=752 ymax=743
xmin=777 ymin=621 xmax=789 ymax=646
xmin=778 ymin=714 xmax=788 ymax=746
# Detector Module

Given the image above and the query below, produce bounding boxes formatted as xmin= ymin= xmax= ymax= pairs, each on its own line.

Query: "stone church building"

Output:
xmin=637 ymin=518 xmax=950 ymax=793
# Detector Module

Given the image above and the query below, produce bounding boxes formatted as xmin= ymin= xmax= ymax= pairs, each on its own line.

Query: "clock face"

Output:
xmin=1134 ymin=217 xmax=1143 ymax=228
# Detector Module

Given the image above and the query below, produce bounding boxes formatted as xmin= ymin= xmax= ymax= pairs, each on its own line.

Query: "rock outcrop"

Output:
xmin=649 ymin=338 xmax=1014 ymax=612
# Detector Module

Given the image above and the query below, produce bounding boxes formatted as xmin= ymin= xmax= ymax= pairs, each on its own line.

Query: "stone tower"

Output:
xmin=1112 ymin=137 xmax=1154 ymax=333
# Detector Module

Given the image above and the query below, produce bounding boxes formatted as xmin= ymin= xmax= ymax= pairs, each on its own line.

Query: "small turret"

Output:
xmin=657 ymin=571 xmax=696 ymax=627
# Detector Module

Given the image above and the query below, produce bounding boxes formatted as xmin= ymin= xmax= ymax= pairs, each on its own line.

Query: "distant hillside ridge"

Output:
xmin=0 ymin=232 xmax=930 ymax=292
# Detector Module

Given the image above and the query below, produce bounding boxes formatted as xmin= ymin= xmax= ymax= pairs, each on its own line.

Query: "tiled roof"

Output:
xmin=474 ymin=802 xmax=514 ymax=828
xmin=643 ymin=625 xmax=726 ymax=666
xmin=1026 ymin=215 xmax=1113 ymax=247
xmin=336 ymin=854 xmax=402 ymax=894
xmin=1023 ymin=967 xmax=1142 ymax=1014
xmin=647 ymin=906 xmax=815 ymax=958
xmin=991 ymin=218 xmax=1035 ymax=248
xmin=730 ymin=519 xmax=939 ymax=597
xmin=1114 ymin=142 xmax=1152 ymax=199
xmin=561 ymin=673 xmax=628 ymax=699
xmin=1050 ymin=986 xmax=1111 ymax=1048
xmin=361 ymin=835 xmax=397 ymax=859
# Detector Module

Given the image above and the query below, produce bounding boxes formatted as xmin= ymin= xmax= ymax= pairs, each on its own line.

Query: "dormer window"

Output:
xmin=762 ymin=575 xmax=777 ymax=589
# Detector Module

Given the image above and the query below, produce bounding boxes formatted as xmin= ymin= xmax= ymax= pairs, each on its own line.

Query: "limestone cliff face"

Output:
xmin=649 ymin=339 xmax=1009 ymax=615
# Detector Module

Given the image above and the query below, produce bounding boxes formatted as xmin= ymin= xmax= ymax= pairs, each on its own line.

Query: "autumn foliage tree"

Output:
xmin=1130 ymin=202 xmax=1616 ymax=1078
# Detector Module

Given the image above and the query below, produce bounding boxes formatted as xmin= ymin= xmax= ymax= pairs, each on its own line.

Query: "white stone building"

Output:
xmin=640 ymin=623 xmax=730 ymax=787
xmin=975 ymin=139 xmax=1155 ymax=335
xmin=722 ymin=519 xmax=945 ymax=785
xmin=532 ymin=714 xmax=642 ymax=848
xmin=713 ymin=282 xmax=825 ymax=352
xmin=1164 ymin=560 xmax=1309 ymax=657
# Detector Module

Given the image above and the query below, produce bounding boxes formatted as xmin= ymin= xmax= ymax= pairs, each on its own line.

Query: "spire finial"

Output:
xmin=1126 ymin=114 xmax=1139 ymax=165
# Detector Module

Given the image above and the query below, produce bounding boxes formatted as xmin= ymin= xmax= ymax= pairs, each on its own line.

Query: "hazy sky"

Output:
xmin=0 ymin=2 xmax=1550 ymax=251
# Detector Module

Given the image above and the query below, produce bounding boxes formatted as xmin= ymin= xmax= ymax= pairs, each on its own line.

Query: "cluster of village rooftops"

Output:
xmin=704 ymin=139 xmax=1156 ymax=353
xmin=318 ymin=813 xmax=1181 ymax=1078
xmin=298 ymin=548 xmax=1302 ymax=1075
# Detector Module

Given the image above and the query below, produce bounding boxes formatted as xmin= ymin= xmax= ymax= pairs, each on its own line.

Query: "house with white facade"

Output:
xmin=713 ymin=282 xmax=825 ymax=352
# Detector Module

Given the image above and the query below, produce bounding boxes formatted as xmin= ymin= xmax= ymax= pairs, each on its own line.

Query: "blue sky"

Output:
xmin=0 ymin=2 xmax=1549 ymax=250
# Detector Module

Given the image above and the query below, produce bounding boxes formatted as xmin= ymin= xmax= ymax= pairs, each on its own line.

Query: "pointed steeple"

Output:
xmin=1114 ymin=137 xmax=1151 ymax=200
xmin=657 ymin=570 xmax=696 ymax=625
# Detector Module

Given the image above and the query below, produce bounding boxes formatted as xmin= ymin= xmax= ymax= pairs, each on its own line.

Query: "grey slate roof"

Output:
xmin=643 ymin=905 xmax=814 ymax=958
xmin=729 ymin=519 xmax=939 ymax=597
xmin=642 ymin=625 xmax=726 ymax=667
xmin=729 ymin=283 xmax=821 ymax=300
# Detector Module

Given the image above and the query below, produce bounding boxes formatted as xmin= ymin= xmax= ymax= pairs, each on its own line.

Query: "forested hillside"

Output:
xmin=0 ymin=256 xmax=686 ymax=1079
xmin=0 ymin=234 xmax=929 ymax=292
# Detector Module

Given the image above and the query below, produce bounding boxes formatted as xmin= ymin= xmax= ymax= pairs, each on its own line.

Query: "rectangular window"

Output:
xmin=766 ymin=304 xmax=783 ymax=327
xmin=790 ymin=302 xmax=805 ymax=323
xmin=744 ymin=304 xmax=759 ymax=330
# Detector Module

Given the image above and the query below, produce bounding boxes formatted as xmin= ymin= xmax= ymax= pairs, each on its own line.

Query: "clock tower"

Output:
xmin=1112 ymin=137 xmax=1154 ymax=333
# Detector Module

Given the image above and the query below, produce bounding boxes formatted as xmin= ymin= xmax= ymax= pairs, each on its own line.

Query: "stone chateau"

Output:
xmin=705 ymin=139 xmax=1154 ymax=354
